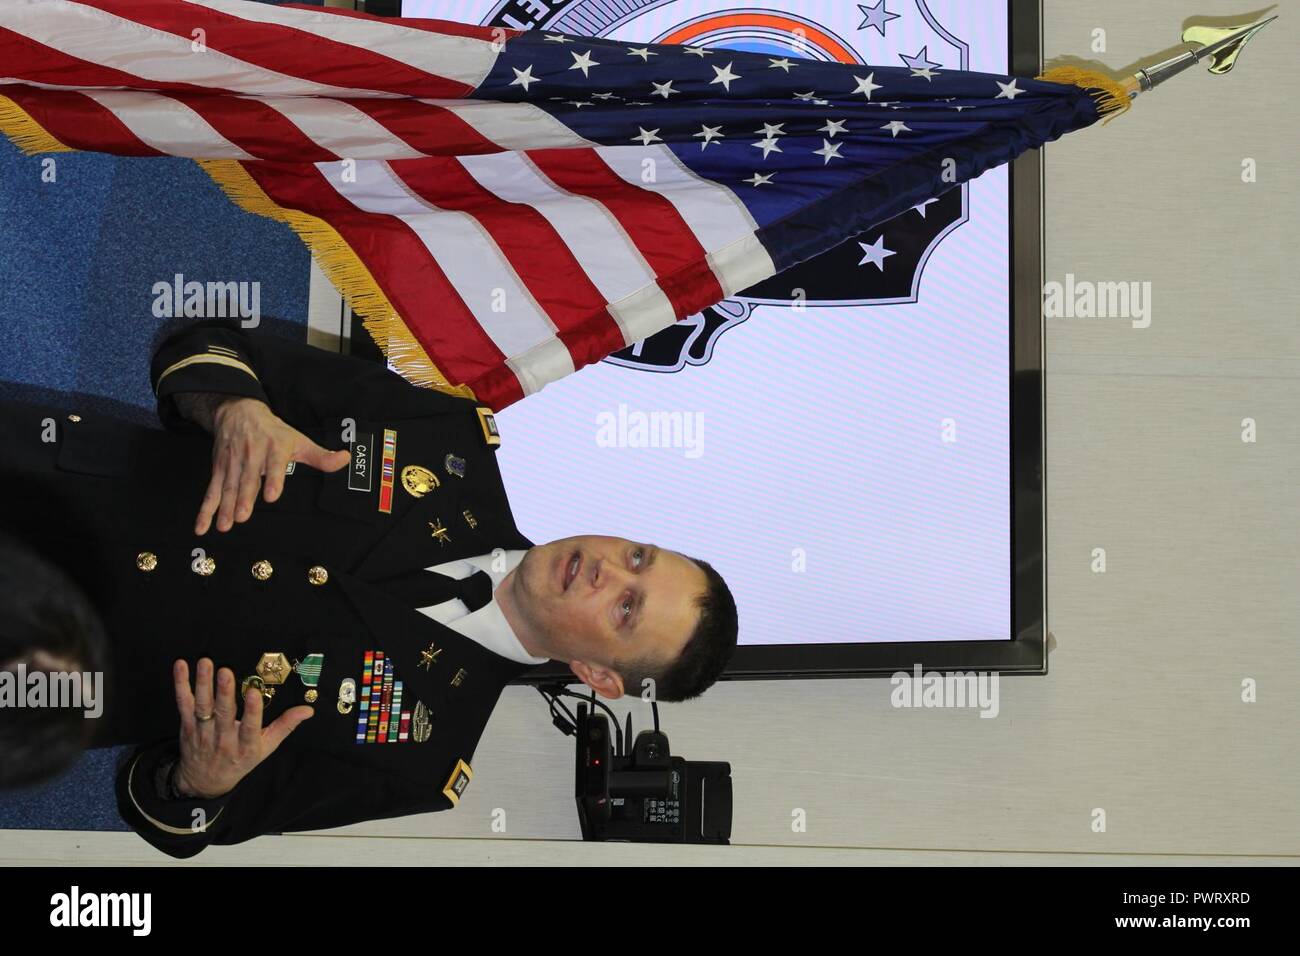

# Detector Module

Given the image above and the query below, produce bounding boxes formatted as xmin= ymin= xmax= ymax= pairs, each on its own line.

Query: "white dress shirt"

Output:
xmin=414 ymin=550 xmax=549 ymax=666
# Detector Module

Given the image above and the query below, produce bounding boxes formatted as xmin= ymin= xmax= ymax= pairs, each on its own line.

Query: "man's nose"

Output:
xmin=590 ymin=556 xmax=629 ymax=590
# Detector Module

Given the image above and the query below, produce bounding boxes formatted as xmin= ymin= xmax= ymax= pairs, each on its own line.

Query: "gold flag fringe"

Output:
xmin=195 ymin=158 xmax=476 ymax=400
xmin=0 ymin=94 xmax=74 ymax=154
xmin=1035 ymin=66 xmax=1133 ymax=125
xmin=0 ymin=99 xmax=475 ymax=398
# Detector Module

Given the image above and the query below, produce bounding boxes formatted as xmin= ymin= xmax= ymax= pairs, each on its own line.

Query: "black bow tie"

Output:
xmin=379 ymin=567 xmax=495 ymax=614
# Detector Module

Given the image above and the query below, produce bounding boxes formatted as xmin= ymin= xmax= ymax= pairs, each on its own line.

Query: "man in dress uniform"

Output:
xmin=0 ymin=319 xmax=737 ymax=858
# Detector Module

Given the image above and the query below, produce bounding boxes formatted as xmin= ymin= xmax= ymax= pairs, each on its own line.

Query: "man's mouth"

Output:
xmin=563 ymin=550 xmax=581 ymax=592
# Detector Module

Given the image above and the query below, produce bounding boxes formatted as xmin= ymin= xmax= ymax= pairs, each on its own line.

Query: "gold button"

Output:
xmin=194 ymin=556 xmax=216 ymax=577
xmin=307 ymin=565 xmax=328 ymax=586
xmin=67 ymin=414 xmax=81 ymax=423
xmin=136 ymin=551 xmax=158 ymax=572
xmin=251 ymin=559 xmax=273 ymax=581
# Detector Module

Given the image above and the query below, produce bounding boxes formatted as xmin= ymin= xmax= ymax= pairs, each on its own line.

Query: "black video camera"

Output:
xmin=573 ymin=702 xmax=731 ymax=843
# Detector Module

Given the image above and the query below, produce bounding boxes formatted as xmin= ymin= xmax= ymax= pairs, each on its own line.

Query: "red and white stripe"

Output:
xmin=0 ymin=0 xmax=777 ymax=407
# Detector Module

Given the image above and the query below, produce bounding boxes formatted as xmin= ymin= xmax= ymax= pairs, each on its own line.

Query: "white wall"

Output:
xmin=8 ymin=0 xmax=1297 ymax=865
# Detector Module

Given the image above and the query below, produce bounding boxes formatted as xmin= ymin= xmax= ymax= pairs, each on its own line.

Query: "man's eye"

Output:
xmin=631 ymin=548 xmax=645 ymax=569
xmin=621 ymin=595 xmax=634 ymax=620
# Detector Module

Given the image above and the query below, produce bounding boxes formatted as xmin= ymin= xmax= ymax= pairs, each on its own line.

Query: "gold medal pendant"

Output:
xmin=401 ymin=465 xmax=440 ymax=498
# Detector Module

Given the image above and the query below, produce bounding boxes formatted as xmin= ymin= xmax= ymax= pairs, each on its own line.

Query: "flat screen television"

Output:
xmin=353 ymin=0 xmax=1050 ymax=680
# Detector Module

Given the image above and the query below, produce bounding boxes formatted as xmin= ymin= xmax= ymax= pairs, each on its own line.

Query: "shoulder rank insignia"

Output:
xmin=476 ymin=407 xmax=501 ymax=447
xmin=442 ymin=759 xmax=473 ymax=806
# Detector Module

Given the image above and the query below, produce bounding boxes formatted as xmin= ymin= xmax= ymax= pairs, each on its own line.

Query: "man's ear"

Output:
xmin=568 ymin=660 xmax=625 ymax=700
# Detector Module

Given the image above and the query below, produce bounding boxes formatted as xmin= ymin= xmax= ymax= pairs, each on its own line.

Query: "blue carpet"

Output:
xmin=0 ymin=0 xmax=321 ymax=827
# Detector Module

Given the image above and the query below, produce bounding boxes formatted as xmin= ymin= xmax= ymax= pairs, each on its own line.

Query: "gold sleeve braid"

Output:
xmin=153 ymin=352 xmax=260 ymax=393
xmin=126 ymin=754 xmax=225 ymax=836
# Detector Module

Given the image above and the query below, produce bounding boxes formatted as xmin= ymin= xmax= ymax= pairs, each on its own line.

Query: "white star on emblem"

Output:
xmin=995 ymin=78 xmax=1025 ymax=100
xmin=951 ymin=104 xmax=969 ymax=112
xmin=881 ymin=120 xmax=911 ymax=137
xmin=684 ymin=46 xmax=715 ymax=57
xmin=852 ymin=73 xmax=883 ymax=99
xmin=813 ymin=139 xmax=844 ymax=164
xmin=565 ymin=100 xmax=593 ymax=108
xmin=768 ymin=58 xmax=795 ymax=72
xmin=569 ymin=51 xmax=600 ymax=77
xmin=912 ymin=197 xmax=939 ymax=217
xmin=632 ymin=127 xmax=663 ymax=146
xmin=544 ymin=33 xmax=573 ymax=44
xmin=754 ymin=123 xmax=786 ymax=137
xmin=627 ymin=46 xmax=657 ymax=61
xmin=752 ymin=136 xmax=783 ymax=159
xmin=651 ymin=80 xmax=678 ymax=99
xmin=510 ymin=65 xmax=539 ymax=92
xmin=710 ymin=62 xmax=742 ymax=92
xmin=910 ymin=66 xmax=939 ymax=81
xmin=793 ymin=91 xmax=820 ymax=102
xmin=694 ymin=124 xmax=725 ymax=148
xmin=857 ymin=235 xmax=896 ymax=271
xmin=591 ymin=92 xmax=618 ymax=100
xmin=819 ymin=118 xmax=849 ymax=138
xmin=745 ymin=172 xmax=775 ymax=187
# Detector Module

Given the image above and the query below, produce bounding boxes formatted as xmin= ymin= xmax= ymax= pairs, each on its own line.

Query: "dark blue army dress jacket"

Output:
xmin=2 ymin=319 xmax=541 ymax=858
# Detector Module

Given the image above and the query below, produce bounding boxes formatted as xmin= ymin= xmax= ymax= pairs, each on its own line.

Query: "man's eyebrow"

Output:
xmin=628 ymin=546 xmax=657 ymax=631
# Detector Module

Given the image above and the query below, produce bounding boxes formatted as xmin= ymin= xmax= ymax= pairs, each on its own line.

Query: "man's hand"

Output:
xmin=172 ymin=658 xmax=313 ymax=800
xmin=197 ymin=397 xmax=349 ymax=534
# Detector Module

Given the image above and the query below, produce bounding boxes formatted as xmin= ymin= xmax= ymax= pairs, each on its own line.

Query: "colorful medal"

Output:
xmin=378 ymin=429 xmax=398 ymax=514
xmin=293 ymin=653 xmax=324 ymax=703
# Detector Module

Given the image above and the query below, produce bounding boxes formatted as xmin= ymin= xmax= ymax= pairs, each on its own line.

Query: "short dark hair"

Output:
xmin=0 ymin=532 xmax=108 ymax=789
xmin=621 ymin=556 xmax=737 ymax=703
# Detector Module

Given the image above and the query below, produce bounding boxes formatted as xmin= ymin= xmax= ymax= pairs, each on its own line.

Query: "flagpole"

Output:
xmin=1122 ymin=13 xmax=1277 ymax=100
xmin=1037 ymin=14 xmax=1275 ymax=125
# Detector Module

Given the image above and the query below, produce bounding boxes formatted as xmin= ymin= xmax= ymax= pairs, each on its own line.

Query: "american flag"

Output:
xmin=0 ymin=0 xmax=1127 ymax=409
